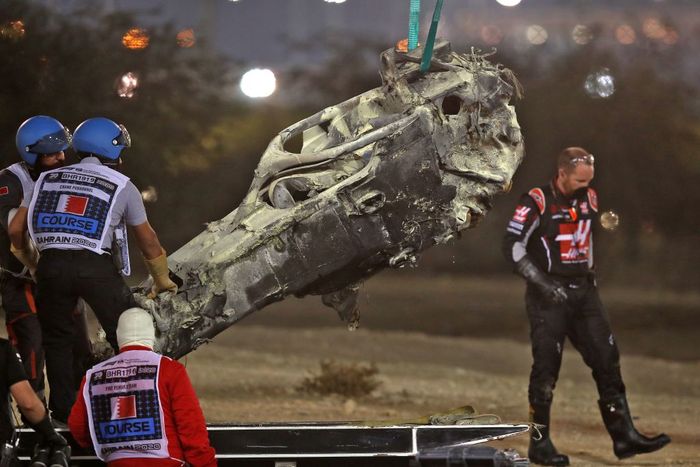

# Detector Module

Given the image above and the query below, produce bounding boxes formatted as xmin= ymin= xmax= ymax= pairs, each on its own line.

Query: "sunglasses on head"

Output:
xmin=569 ymin=154 xmax=594 ymax=165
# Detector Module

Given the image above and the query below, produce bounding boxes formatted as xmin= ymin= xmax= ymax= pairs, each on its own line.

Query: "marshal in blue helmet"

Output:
xmin=72 ymin=117 xmax=131 ymax=164
xmin=9 ymin=115 xmax=176 ymax=426
xmin=15 ymin=115 xmax=71 ymax=170
xmin=0 ymin=115 xmax=74 ymax=446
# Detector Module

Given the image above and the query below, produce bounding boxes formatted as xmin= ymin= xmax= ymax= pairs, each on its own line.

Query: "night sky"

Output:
xmin=36 ymin=0 xmax=699 ymax=67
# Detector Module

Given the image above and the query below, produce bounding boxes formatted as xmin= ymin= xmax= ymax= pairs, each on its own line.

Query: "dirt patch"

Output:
xmin=8 ymin=274 xmax=694 ymax=465
xmin=186 ymin=327 xmax=699 ymax=465
xmin=183 ymin=274 xmax=699 ymax=465
xmin=241 ymin=273 xmax=700 ymax=362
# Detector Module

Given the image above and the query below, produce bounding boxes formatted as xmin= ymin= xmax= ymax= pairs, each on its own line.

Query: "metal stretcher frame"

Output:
xmin=14 ymin=423 xmax=529 ymax=465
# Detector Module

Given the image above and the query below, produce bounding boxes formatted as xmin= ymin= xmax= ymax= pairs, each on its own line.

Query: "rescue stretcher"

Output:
xmin=15 ymin=422 xmax=529 ymax=466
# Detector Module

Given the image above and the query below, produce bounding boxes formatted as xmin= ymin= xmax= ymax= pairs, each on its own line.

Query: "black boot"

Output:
xmin=598 ymin=394 xmax=671 ymax=459
xmin=528 ymin=403 xmax=570 ymax=466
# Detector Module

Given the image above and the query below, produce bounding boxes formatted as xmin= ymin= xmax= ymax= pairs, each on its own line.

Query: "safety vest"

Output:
xmin=27 ymin=164 xmax=128 ymax=255
xmin=6 ymin=163 xmax=34 ymax=201
xmin=84 ymin=350 xmax=169 ymax=462
xmin=3 ymin=163 xmax=35 ymax=279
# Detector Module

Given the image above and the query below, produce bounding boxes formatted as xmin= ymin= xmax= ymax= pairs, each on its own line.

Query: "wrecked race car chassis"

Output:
xmin=137 ymin=40 xmax=525 ymax=359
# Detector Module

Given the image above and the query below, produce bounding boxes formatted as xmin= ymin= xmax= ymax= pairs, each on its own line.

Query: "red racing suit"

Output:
xmin=68 ymin=345 xmax=217 ymax=467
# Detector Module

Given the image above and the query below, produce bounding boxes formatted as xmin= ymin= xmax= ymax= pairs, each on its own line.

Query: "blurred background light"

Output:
xmin=117 ymin=72 xmax=139 ymax=98
xmin=1 ymin=20 xmax=25 ymax=40
xmin=480 ymin=25 xmax=503 ymax=45
xmin=394 ymin=38 xmax=409 ymax=53
xmin=240 ymin=68 xmax=276 ymax=98
xmin=496 ymin=0 xmax=522 ymax=6
xmin=122 ymin=27 xmax=149 ymax=50
xmin=600 ymin=211 xmax=620 ymax=231
xmin=176 ymin=28 xmax=196 ymax=48
xmin=324 ymin=0 xmax=347 ymax=3
xmin=642 ymin=17 xmax=666 ymax=40
xmin=584 ymin=68 xmax=615 ymax=99
xmin=662 ymin=28 xmax=679 ymax=45
xmin=572 ymin=24 xmax=593 ymax=45
xmin=641 ymin=18 xmax=679 ymax=45
xmin=141 ymin=186 xmax=158 ymax=203
xmin=526 ymin=25 xmax=548 ymax=45
xmin=615 ymin=24 xmax=636 ymax=45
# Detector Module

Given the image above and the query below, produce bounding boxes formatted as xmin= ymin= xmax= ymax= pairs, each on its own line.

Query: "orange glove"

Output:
xmin=143 ymin=248 xmax=177 ymax=298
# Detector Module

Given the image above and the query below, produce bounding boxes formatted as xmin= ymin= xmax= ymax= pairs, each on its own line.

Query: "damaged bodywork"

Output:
xmin=137 ymin=40 xmax=525 ymax=359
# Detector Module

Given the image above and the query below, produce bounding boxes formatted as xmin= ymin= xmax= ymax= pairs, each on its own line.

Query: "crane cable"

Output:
xmin=408 ymin=0 xmax=421 ymax=51
xmin=420 ymin=0 xmax=444 ymax=72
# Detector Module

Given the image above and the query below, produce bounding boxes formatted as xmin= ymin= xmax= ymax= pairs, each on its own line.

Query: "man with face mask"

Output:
xmin=502 ymin=147 xmax=670 ymax=466
xmin=9 ymin=117 xmax=177 ymax=424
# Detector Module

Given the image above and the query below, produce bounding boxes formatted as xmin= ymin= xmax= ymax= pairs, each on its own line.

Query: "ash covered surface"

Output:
xmin=137 ymin=40 xmax=525 ymax=359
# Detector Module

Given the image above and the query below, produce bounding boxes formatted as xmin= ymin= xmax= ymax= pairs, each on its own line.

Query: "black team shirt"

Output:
xmin=0 ymin=338 xmax=28 ymax=444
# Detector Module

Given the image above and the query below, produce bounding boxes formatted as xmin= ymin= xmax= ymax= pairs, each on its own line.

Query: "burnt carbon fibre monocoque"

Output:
xmin=137 ymin=40 xmax=525 ymax=359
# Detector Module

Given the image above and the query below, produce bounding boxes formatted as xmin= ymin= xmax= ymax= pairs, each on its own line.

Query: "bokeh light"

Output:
xmin=600 ymin=211 xmax=620 ymax=231
xmin=240 ymin=68 xmax=276 ymax=98
xmin=141 ymin=186 xmax=158 ymax=203
xmin=122 ymin=27 xmax=150 ymax=50
xmin=642 ymin=18 xmax=666 ymax=40
xmin=584 ymin=68 xmax=615 ymax=99
xmin=176 ymin=29 xmax=196 ymax=48
xmin=526 ymin=25 xmax=548 ymax=45
xmin=481 ymin=25 xmax=503 ymax=45
xmin=117 ymin=72 xmax=139 ymax=98
xmin=572 ymin=24 xmax=593 ymax=45
xmin=615 ymin=24 xmax=636 ymax=45
xmin=641 ymin=18 xmax=679 ymax=45
xmin=662 ymin=28 xmax=679 ymax=45
xmin=496 ymin=0 xmax=521 ymax=6
xmin=395 ymin=38 xmax=409 ymax=53
xmin=1 ymin=20 xmax=26 ymax=40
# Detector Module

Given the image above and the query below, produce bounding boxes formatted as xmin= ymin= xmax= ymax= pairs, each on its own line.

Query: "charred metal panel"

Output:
xmin=134 ymin=40 xmax=525 ymax=358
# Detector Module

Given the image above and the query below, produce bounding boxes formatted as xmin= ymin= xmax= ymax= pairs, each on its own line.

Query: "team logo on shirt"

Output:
xmin=555 ymin=220 xmax=591 ymax=263
xmin=512 ymin=205 xmax=530 ymax=223
xmin=111 ymin=395 xmax=137 ymax=420
xmin=0 ymin=186 xmax=8 ymax=196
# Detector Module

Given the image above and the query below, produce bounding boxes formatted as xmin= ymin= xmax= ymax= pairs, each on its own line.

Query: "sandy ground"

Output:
xmin=178 ymin=274 xmax=700 ymax=466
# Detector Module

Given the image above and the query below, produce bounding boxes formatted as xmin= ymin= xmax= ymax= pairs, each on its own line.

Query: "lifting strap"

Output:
xmin=420 ymin=0 xmax=444 ymax=72
xmin=408 ymin=0 xmax=421 ymax=51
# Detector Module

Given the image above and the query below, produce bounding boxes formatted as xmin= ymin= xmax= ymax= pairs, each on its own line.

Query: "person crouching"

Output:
xmin=68 ymin=308 xmax=217 ymax=466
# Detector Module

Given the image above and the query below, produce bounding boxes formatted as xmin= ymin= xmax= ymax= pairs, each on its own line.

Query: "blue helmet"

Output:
xmin=72 ymin=117 xmax=131 ymax=161
xmin=15 ymin=116 xmax=72 ymax=167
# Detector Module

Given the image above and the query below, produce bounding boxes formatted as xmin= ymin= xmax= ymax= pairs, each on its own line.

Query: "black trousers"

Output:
xmin=1 ymin=275 xmax=44 ymax=395
xmin=525 ymin=279 xmax=625 ymax=407
xmin=36 ymin=249 xmax=135 ymax=422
